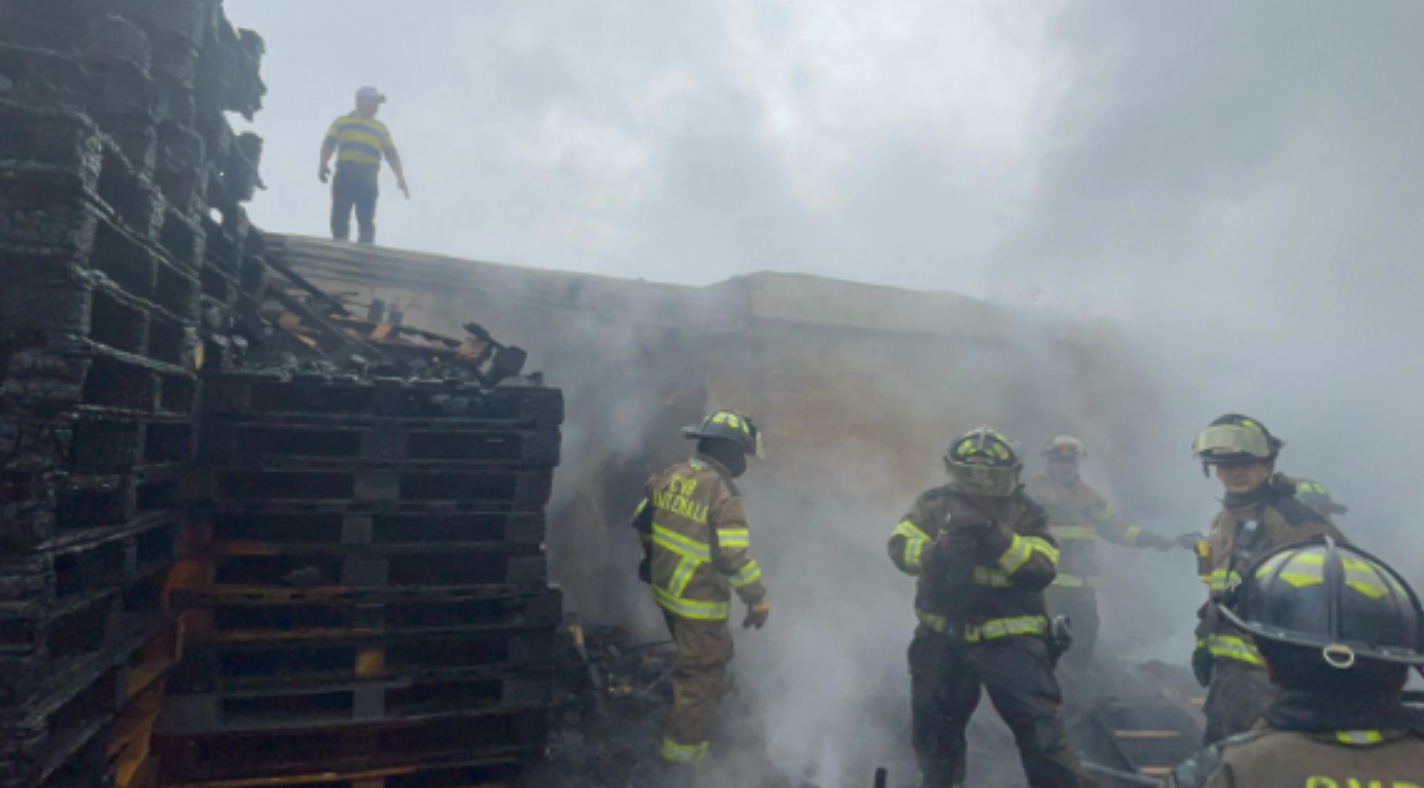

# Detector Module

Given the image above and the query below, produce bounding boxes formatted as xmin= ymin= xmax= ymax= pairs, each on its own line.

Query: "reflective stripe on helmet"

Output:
xmin=1256 ymin=552 xmax=1397 ymax=599
xmin=1334 ymin=730 xmax=1384 ymax=746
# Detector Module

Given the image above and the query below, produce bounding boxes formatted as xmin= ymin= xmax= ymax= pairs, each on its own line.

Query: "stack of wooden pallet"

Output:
xmin=156 ymin=373 xmax=564 ymax=788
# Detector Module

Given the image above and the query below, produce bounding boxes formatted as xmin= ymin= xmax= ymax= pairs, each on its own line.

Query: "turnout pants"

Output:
xmin=1045 ymin=586 xmax=1099 ymax=674
xmin=1202 ymin=659 xmax=1276 ymax=745
xmin=909 ymin=626 xmax=1094 ymax=788
xmin=330 ymin=162 xmax=380 ymax=243
xmin=661 ymin=612 xmax=734 ymax=765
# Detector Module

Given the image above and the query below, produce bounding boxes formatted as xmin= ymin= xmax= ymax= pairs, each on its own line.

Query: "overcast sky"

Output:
xmin=229 ymin=0 xmax=1061 ymax=294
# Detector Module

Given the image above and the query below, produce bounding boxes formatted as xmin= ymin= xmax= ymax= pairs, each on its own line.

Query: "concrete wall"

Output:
xmin=273 ymin=236 xmax=1167 ymax=626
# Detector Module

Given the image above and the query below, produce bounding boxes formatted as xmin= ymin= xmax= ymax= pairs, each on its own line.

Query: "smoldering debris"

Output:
xmin=535 ymin=616 xmax=825 ymax=788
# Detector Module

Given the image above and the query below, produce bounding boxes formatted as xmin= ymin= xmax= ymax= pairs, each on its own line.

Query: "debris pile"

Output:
xmin=536 ymin=619 xmax=809 ymax=788
xmin=0 ymin=0 xmax=266 ymax=783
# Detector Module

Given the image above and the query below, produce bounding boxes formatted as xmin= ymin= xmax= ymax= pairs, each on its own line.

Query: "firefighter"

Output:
xmin=1024 ymin=435 xmax=1195 ymax=673
xmin=1288 ymin=476 xmax=1349 ymax=522
xmin=1164 ymin=537 xmax=1424 ymax=787
xmin=630 ymin=410 xmax=770 ymax=769
xmin=888 ymin=427 xmax=1096 ymax=787
xmin=1190 ymin=414 xmax=1346 ymax=745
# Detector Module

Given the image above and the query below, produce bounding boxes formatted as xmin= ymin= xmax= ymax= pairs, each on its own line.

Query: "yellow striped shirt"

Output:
xmin=324 ymin=114 xmax=396 ymax=166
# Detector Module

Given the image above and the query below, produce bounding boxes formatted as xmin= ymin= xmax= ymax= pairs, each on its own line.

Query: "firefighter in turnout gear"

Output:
xmin=1165 ymin=538 xmax=1424 ymax=787
xmin=630 ymin=410 xmax=769 ymax=768
xmin=888 ymin=427 xmax=1096 ymax=787
xmin=1024 ymin=435 xmax=1194 ymax=674
xmin=1190 ymin=414 xmax=1346 ymax=745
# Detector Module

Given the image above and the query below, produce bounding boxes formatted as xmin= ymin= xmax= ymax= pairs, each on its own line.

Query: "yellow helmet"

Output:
xmin=944 ymin=427 xmax=1021 ymax=497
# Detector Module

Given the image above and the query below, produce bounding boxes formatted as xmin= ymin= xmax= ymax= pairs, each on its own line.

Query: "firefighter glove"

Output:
xmin=319 ymin=163 xmax=331 ymax=183
xmin=1176 ymin=532 xmax=1204 ymax=551
xmin=637 ymin=557 xmax=651 ymax=585
xmin=1192 ymin=644 xmax=1213 ymax=687
xmin=921 ymin=529 xmax=974 ymax=577
xmin=950 ymin=514 xmax=997 ymax=541
xmin=743 ymin=600 xmax=770 ymax=630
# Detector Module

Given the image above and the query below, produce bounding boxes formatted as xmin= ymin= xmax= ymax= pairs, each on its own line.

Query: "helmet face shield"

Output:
xmin=948 ymin=462 xmax=1020 ymax=497
xmin=1192 ymin=424 xmax=1274 ymax=463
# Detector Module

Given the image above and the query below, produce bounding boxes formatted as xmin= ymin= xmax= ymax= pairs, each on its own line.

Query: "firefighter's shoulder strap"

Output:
xmin=1272 ymin=494 xmax=1324 ymax=529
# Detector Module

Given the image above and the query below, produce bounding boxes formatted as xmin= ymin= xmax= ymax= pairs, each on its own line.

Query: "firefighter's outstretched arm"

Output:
xmin=1094 ymin=500 xmax=1179 ymax=551
xmin=711 ymin=495 xmax=769 ymax=628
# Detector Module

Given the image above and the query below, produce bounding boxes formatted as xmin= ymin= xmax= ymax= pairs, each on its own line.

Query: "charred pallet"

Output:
xmin=195 ymin=508 xmax=545 ymax=550
xmin=0 ymin=513 xmax=178 ymax=604
xmin=200 ymin=373 xmax=564 ymax=426
xmin=153 ymin=710 xmax=549 ymax=785
xmin=199 ymin=465 xmax=554 ymax=508
xmin=200 ymin=543 xmax=547 ymax=593
xmin=199 ymin=417 xmax=561 ymax=468
xmin=170 ymin=586 xmax=564 ymax=639
xmin=169 ymin=589 xmax=561 ymax=701
xmin=145 ymin=757 xmax=523 ymax=788
xmin=159 ymin=669 xmax=553 ymax=735
xmin=1 ymin=473 xmax=183 ymax=554
xmin=0 ymin=567 xmax=171 ymax=706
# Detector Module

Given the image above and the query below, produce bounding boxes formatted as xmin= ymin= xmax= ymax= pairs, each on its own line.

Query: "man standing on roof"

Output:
xmin=319 ymin=86 xmax=410 ymax=244
xmin=1024 ymin=435 xmax=1195 ymax=675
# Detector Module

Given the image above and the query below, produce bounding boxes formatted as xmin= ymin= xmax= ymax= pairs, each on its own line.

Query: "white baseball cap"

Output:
xmin=355 ymin=86 xmax=386 ymax=102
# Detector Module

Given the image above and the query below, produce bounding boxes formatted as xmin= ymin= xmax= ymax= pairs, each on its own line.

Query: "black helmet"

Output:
xmin=1221 ymin=537 xmax=1424 ymax=668
xmin=1192 ymin=413 xmax=1284 ymax=469
xmin=944 ymin=427 xmax=1021 ymax=497
xmin=682 ymin=410 xmax=763 ymax=457
xmin=1290 ymin=476 xmax=1349 ymax=517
